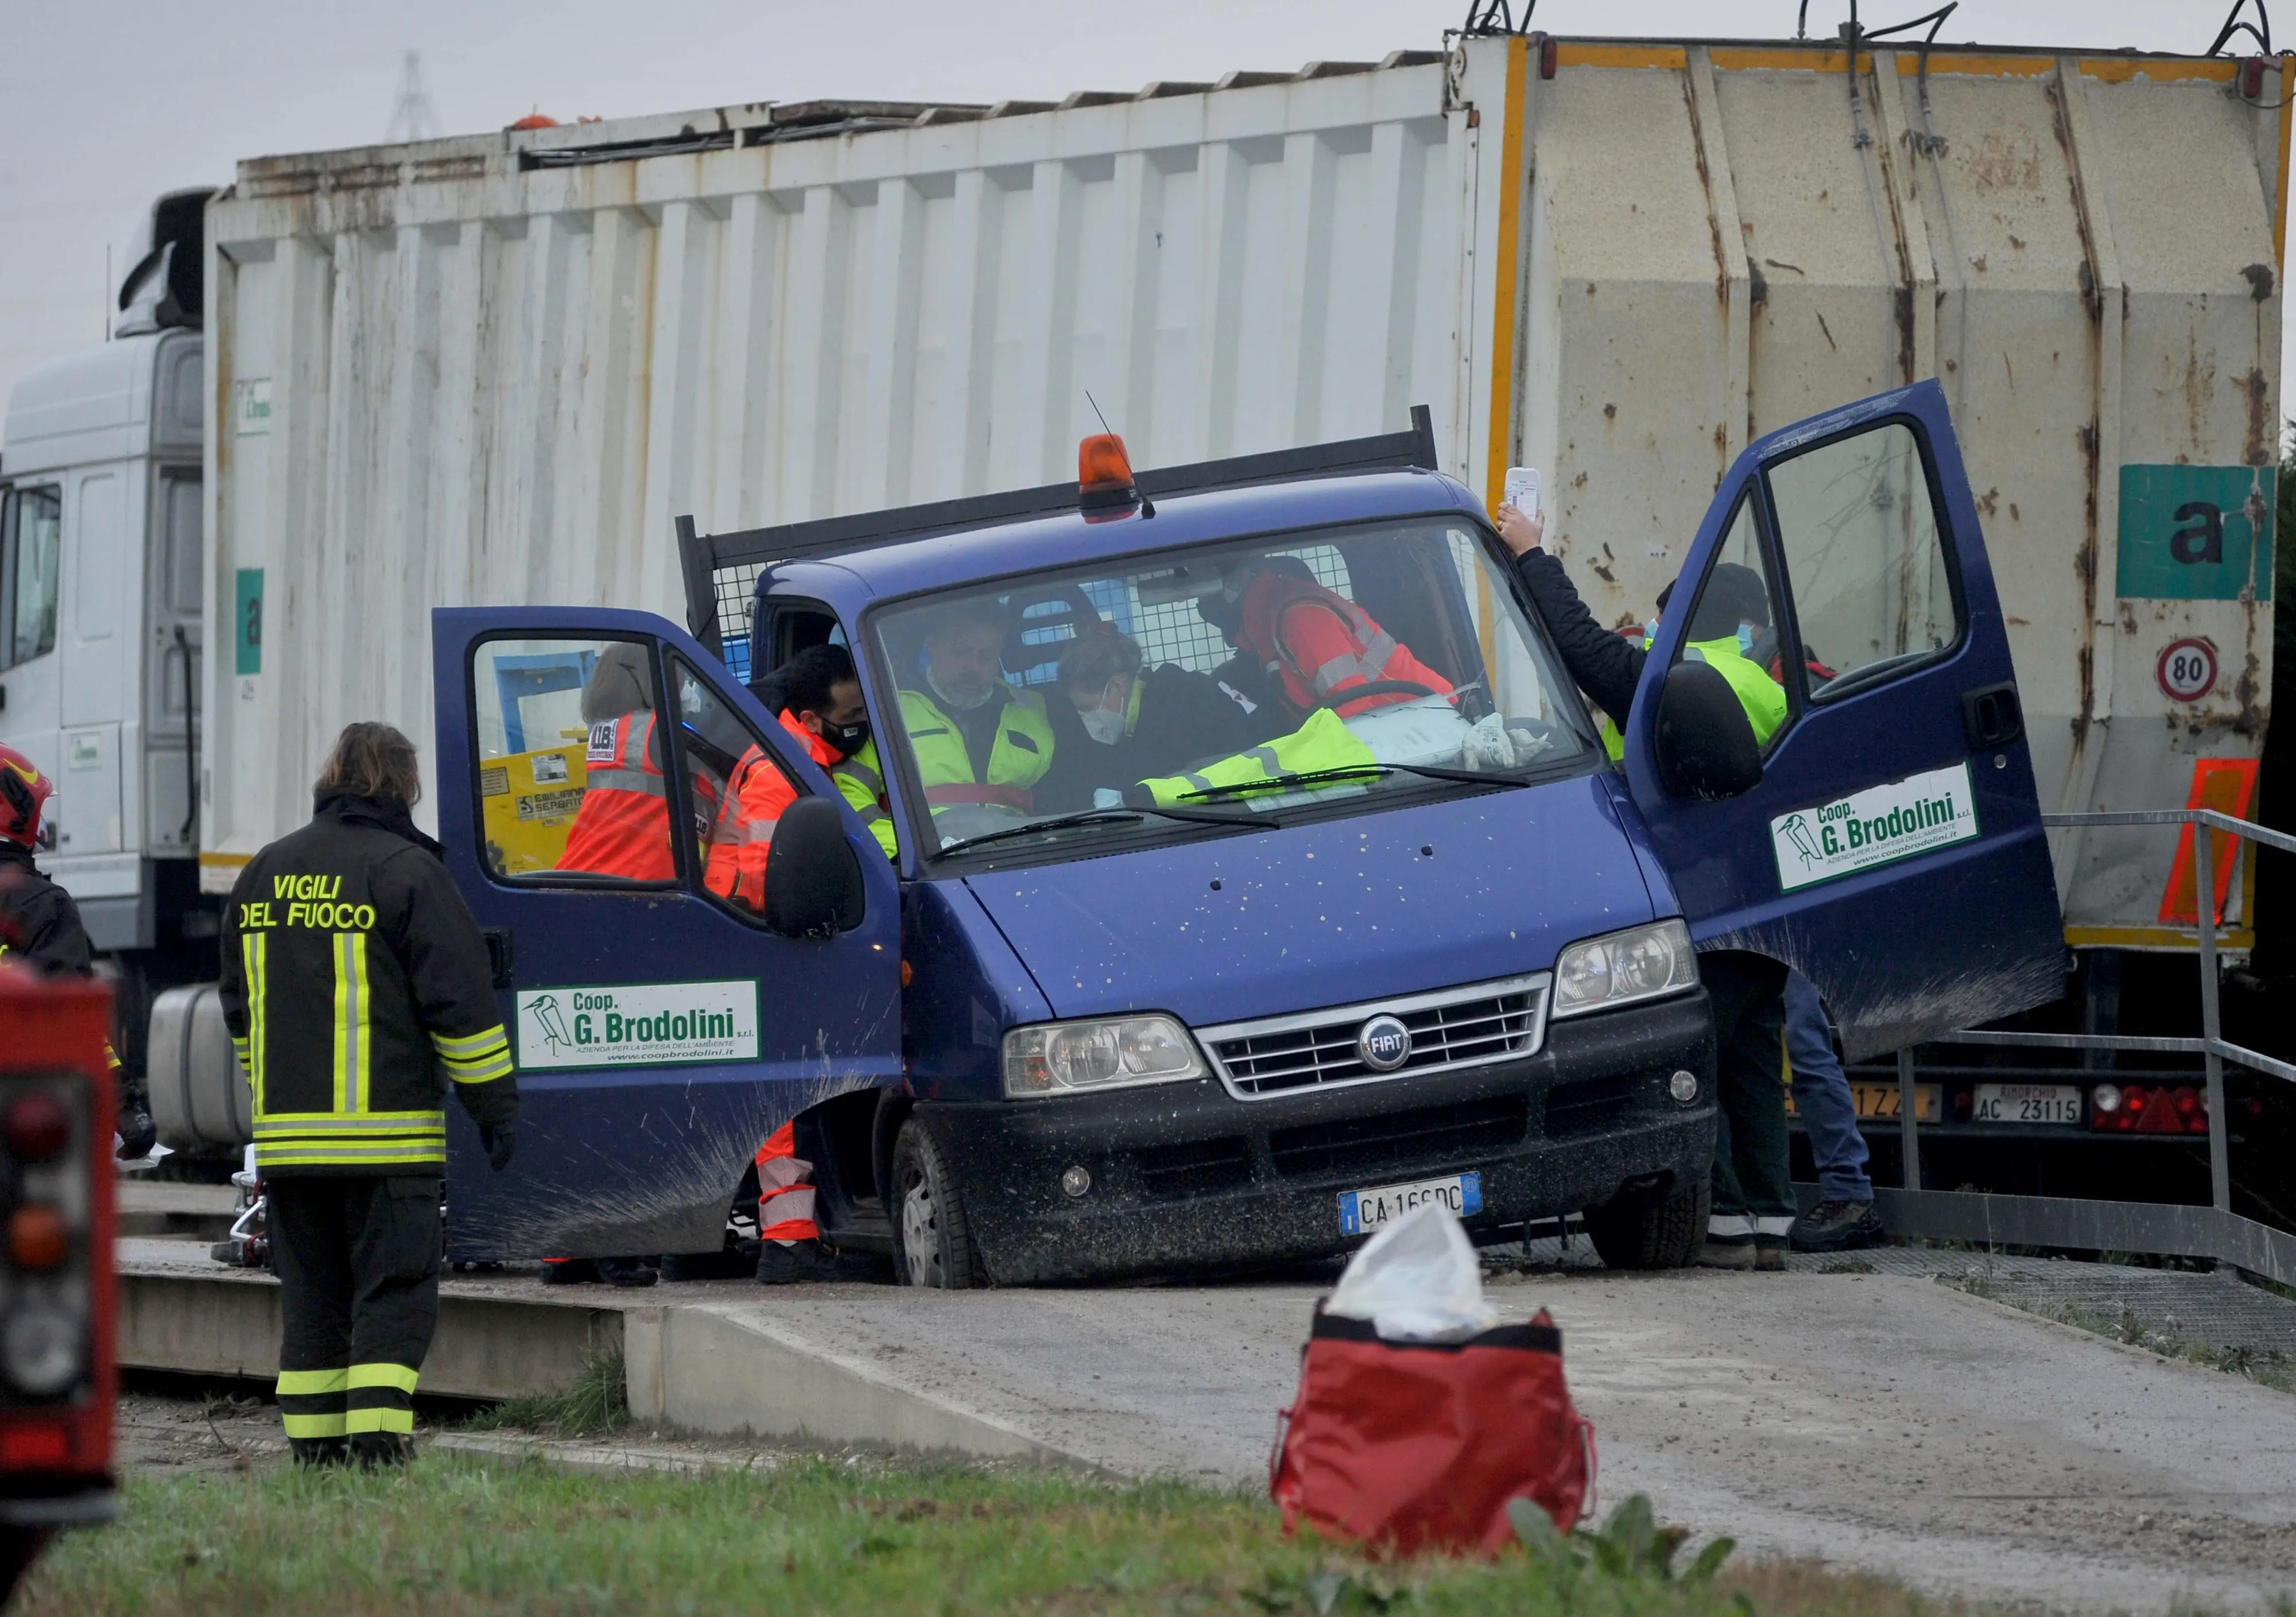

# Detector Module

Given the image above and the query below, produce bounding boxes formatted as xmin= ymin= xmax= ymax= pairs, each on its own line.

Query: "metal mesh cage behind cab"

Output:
xmin=674 ymin=406 xmax=1438 ymax=687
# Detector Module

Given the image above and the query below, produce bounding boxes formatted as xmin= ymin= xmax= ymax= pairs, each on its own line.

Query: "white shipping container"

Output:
xmin=201 ymin=34 xmax=2287 ymax=956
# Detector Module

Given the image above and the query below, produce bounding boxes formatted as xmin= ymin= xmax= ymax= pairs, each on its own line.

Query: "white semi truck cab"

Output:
xmin=0 ymin=191 xmax=218 ymax=1108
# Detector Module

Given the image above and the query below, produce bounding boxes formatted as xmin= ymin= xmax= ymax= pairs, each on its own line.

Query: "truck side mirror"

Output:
xmin=762 ymin=797 xmax=867 ymax=938
xmin=1652 ymin=661 xmax=1763 ymax=800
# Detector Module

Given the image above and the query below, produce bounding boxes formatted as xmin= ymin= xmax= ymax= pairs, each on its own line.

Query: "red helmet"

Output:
xmin=0 ymin=746 xmax=52 ymax=850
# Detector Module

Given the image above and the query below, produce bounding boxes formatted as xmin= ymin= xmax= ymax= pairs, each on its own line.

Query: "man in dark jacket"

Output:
xmin=1045 ymin=624 xmax=1267 ymax=809
xmin=219 ymin=723 xmax=518 ymax=1465
xmin=1494 ymin=503 xmax=1798 ymax=1271
xmin=0 ymin=745 xmax=157 ymax=1158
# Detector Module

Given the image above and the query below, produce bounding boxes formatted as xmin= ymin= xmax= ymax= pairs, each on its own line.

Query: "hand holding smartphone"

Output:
xmin=1503 ymin=466 xmax=1540 ymax=519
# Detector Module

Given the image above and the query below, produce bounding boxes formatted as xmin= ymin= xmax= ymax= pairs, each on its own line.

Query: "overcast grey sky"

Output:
xmin=0 ymin=1 xmax=2266 ymax=409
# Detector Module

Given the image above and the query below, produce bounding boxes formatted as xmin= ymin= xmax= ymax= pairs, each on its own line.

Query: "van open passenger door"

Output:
xmin=1619 ymin=380 xmax=2064 ymax=1058
xmin=429 ymin=606 xmax=902 ymax=1261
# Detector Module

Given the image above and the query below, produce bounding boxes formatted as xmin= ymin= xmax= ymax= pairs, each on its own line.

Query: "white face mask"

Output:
xmin=1079 ymin=677 xmax=1128 ymax=745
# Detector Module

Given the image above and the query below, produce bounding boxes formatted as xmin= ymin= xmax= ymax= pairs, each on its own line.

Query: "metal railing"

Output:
xmin=1879 ymin=808 xmax=2296 ymax=1286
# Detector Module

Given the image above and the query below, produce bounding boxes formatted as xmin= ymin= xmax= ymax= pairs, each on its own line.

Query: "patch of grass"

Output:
xmin=458 ymin=1350 xmax=627 ymax=1438
xmin=1959 ymin=1277 xmax=2296 ymax=1394
xmin=17 ymin=1453 xmax=1968 ymax=1617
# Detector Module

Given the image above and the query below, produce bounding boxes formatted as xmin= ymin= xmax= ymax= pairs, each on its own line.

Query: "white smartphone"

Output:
xmin=1503 ymin=466 xmax=1540 ymax=519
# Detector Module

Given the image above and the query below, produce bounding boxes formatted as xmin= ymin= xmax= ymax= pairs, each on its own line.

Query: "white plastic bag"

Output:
xmin=1325 ymin=1202 xmax=1499 ymax=1343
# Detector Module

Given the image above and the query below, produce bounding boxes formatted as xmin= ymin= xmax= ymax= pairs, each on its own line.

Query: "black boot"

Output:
xmin=595 ymin=1257 xmax=658 ymax=1289
xmin=540 ymin=1258 xmax=597 ymax=1286
xmin=1789 ymin=1199 xmax=1887 ymax=1253
xmin=754 ymin=1239 xmax=821 ymax=1286
xmin=290 ymin=1436 xmax=348 ymax=1469
xmin=350 ymin=1433 xmax=411 ymax=1469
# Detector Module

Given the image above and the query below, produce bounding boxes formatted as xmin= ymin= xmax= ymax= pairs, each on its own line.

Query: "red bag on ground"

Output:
xmin=1270 ymin=1305 xmax=1594 ymax=1556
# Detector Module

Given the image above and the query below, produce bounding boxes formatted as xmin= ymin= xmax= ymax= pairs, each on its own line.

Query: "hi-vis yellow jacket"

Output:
xmin=220 ymin=789 xmax=518 ymax=1175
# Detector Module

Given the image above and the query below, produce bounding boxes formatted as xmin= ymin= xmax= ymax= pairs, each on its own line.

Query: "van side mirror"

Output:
xmin=762 ymin=797 xmax=867 ymax=937
xmin=1652 ymin=661 xmax=1764 ymax=800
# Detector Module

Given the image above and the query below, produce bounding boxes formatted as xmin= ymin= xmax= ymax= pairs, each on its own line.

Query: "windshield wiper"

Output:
xmin=932 ymin=803 xmax=1256 ymax=857
xmin=1177 ymin=765 xmax=1389 ymax=802
xmin=1177 ymin=761 xmax=1531 ymax=804
xmin=1379 ymin=761 xmax=1533 ymax=789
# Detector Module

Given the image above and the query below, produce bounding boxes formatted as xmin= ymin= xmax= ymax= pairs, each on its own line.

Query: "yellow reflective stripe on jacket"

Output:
xmin=1682 ymin=637 xmax=1787 ymax=745
xmin=430 ymin=1025 xmax=513 ymax=1084
xmin=241 ymin=932 xmax=267 ymax=1108
xmin=255 ymin=1142 xmax=447 ymax=1169
xmin=331 ymin=931 xmax=370 ymax=1114
xmin=347 ymin=1362 xmax=421 ymax=1394
xmin=1135 ymin=709 xmax=1376 ymax=807
xmin=253 ymin=1109 xmax=447 ymax=1170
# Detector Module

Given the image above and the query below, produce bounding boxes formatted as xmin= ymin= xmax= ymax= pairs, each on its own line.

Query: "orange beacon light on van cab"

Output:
xmin=1078 ymin=433 xmax=1144 ymax=519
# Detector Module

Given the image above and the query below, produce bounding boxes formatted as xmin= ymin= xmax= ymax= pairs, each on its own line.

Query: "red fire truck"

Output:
xmin=0 ymin=965 xmax=117 ymax=1599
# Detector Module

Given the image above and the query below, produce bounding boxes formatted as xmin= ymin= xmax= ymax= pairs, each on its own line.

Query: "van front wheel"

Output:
xmin=890 ymin=1120 xmax=983 ymax=1289
xmin=1582 ymin=1176 xmax=1709 ymax=1270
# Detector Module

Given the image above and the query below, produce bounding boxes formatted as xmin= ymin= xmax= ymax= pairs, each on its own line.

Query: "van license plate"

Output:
xmin=1339 ymin=1172 xmax=1482 ymax=1236
xmin=1972 ymin=1083 xmax=2081 ymax=1124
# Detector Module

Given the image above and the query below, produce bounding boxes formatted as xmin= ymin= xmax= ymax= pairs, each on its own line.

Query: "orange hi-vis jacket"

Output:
xmin=705 ymin=711 xmax=895 ymax=910
xmin=559 ymin=711 xmax=676 ymax=879
xmin=1236 ymin=569 xmax=1453 ymax=719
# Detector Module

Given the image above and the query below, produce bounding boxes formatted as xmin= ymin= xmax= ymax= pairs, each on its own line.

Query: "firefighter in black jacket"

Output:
xmin=220 ymin=723 xmax=519 ymax=1466
xmin=0 ymin=745 xmax=157 ymax=1158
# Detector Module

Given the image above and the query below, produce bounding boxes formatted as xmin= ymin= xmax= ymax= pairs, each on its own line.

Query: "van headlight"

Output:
xmin=1002 ymin=1015 xmax=1209 ymax=1099
xmin=1550 ymin=920 xmax=1698 ymax=1018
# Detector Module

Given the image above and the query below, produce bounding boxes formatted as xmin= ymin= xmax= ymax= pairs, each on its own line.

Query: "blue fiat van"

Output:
xmin=431 ymin=383 xmax=2062 ymax=1284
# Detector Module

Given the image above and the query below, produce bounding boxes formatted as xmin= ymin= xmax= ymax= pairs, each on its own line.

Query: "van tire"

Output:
xmin=890 ymin=1120 xmax=983 ymax=1289
xmin=1583 ymin=1176 xmax=1708 ymax=1270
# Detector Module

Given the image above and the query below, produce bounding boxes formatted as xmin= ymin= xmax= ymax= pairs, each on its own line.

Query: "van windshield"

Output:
xmin=868 ymin=517 xmax=1596 ymax=858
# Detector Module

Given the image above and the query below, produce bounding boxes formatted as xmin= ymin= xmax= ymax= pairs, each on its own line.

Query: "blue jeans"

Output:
xmin=1785 ymin=970 xmax=1872 ymax=1203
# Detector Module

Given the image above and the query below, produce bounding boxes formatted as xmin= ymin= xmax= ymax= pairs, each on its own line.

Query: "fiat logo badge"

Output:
xmin=1358 ymin=1014 xmax=1412 ymax=1072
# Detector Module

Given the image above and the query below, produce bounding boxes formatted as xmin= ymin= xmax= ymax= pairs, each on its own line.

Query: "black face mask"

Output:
xmin=820 ymin=718 xmax=870 ymax=758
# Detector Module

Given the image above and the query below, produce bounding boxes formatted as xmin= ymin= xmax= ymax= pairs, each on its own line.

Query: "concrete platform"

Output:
xmin=115 ymin=1240 xmax=2296 ymax=1612
xmin=115 ymin=1183 xmax=238 ymax=1240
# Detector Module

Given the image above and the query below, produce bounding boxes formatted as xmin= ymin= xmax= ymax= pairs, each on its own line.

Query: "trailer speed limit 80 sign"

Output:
xmin=2157 ymin=638 xmax=2218 ymax=703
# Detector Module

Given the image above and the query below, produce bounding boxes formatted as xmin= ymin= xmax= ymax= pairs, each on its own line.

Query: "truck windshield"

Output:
xmin=868 ymin=517 xmax=1595 ymax=857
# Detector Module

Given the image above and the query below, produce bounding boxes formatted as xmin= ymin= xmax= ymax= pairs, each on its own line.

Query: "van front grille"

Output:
xmin=1197 ymin=974 xmax=1549 ymax=1100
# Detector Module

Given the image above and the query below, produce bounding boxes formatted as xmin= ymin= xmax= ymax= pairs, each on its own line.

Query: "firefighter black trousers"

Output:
xmin=267 ymin=1175 xmax=441 ymax=1450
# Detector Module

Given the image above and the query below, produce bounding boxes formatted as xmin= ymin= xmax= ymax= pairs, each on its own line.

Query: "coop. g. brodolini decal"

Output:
xmin=1771 ymin=762 xmax=1979 ymax=893
xmin=515 ymin=980 xmax=759 ymax=1069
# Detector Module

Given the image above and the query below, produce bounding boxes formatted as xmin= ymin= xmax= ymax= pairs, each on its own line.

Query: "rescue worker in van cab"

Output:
xmin=0 ymin=746 xmax=157 ymax=1160
xmin=707 ymin=643 xmax=895 ymax=909
xmin=1043 ymin=624 xmax=1266 ymax=806
xmin=1494 ymin=501 xmax=1798 ymax=1271
xmin=1195 ymin=555 xmax=1453 ymax=721
xmin=218 ymin=723 xmax=518 ymax=1466
xmin=558 ymin=643 xmax=720 ymax=880
xmin=897 ymin=599 xmax=1056 ymax=829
